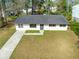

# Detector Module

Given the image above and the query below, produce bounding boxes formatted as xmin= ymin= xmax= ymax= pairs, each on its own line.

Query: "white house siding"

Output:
xmin=16 ymin=24 xmax=68 ymax=31
xmin=16 ymin=24 xmax=40 ymax=31
xmin=44 ymin=25 xmax=68 ymax=31
xmin=72 ymin=4 xmax=79 ymax=22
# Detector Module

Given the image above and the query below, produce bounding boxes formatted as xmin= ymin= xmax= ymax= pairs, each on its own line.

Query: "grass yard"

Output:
xmin=0 ymin=24 xmax=15 ymax=48
xmin=10 ymin=30 xmax=79 ymax=59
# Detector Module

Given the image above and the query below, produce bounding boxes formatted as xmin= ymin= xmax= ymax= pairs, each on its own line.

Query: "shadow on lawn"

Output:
xmin=75 ymin=41 xmax=79 ymax=48
xmin=0 ymin=22 xmax=14 ymax=30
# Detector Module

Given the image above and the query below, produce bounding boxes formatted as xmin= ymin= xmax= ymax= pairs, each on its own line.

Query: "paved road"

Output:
xmin=0 ymin=31 xmax=25 ymax=59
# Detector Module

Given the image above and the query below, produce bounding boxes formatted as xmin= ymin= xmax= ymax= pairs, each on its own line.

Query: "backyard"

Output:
xmin=10 ymin=30 xmax=79 ymax=59
xmin=0 ymin=23 xmax=15 ymax=48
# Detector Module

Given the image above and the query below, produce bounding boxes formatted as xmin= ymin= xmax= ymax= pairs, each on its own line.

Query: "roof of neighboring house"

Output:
xmin=15 ymin=15 xmax=68 ymax=24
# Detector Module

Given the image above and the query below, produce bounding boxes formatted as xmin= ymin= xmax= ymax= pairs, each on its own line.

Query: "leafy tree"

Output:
xmin=0 ymin=0 xmax=7 ymax=27
xmin=25 ymin=0 xmax=29 ymax=15
xmin=32 ymin=0 xmax=37 ymax=14
xmin=57 ymin=0 xmax=67 ymax=14
xmin=56 ymin=0 xmax=72 ymax=21
xmin=32 ymin=0 xmax=45 ymax=15
xmin=12 ymin=0 xmax=25 ymax=16
xmin=25 ymin=0 xmax=32 ymax=15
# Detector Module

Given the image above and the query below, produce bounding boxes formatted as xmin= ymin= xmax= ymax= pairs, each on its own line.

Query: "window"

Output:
xmin=60 ymin=24 xmax=66 ymax=27
xmin=49 ymin=24 xmax=56 ymax=27
xmin=30 ymin=24 xmax=36 ymax=28
xmin=18 ymin=24 xmax=23 ymax=28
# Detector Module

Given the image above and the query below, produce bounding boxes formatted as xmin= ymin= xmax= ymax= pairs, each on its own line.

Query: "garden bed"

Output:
xmin=26 ymin=30 xmax=40 ymax=33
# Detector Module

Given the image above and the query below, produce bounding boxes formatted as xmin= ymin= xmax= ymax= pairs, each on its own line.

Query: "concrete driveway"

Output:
xmin=0 ymin=31 xmax=25 ymax=59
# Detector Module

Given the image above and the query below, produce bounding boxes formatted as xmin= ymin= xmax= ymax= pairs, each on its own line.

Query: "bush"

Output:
xmin=0 ymin=20 xmax=3 ymax=27
xmin=7 ymin=16 xmax=18 ymax=22
xmin=70 ymin=22 xmax=79 ymax=38
xmin=75 ymin=28 xmax=79 ymax=38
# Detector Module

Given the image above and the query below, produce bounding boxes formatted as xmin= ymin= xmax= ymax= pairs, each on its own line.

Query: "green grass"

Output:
xmin=26 ymin=30 xmax=40 ymax=33
xmin=70 ymin=22 xmax=79 ymax=38
xmin=7 ymin=16 xmax=17 ymax=22
xmin=0 ymin=20 xmax=3 ymax=27
xmin=0 ymin=25 xmax=15 ymax=48
xmin=10 ymin=30 xmax=79 ymax=59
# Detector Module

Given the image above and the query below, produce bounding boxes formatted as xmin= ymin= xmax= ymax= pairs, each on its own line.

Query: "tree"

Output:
xmin=36 ymin=0 xmax=45 ymax=14
xmin=32 ymin=0 xmax=45 ymax=15
xmin=46 ymin=0 xmax=56 ymax=15
xmin=57 ymin=0 xmax=67 ymax=14
xmin=12 ymin=0 xmax=25 ymax=16
xmin=25 ymin=0 xmax=31 ymax=15
xmin=0 ymin=0 xmax=7 ymax=27
xmin=32 ymin=0 xmax=37 ymax=15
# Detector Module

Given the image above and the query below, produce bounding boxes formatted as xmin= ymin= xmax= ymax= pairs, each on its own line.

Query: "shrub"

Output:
xmin=7 ymin=16 xmax=18 ymax=22
xmin=70 ymin=22 xmax=79 ymax=38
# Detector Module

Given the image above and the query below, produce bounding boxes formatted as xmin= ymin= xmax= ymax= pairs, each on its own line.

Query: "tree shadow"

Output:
xmin=0 ymin=22 xmax=14 ymax=30
xmin=75 ymin=41 xmax=79 ymax=48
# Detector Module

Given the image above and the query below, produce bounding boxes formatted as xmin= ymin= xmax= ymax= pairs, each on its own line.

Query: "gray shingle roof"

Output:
xmin=15 ymin=15 xmax=68 ymax=24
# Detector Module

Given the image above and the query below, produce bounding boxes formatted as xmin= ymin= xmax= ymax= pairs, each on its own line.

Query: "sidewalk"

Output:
xmin=0 ymin=31 xmax=25 ymax=59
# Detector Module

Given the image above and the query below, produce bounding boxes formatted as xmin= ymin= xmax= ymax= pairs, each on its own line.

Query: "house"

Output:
xmin=15 ymin=15 xmax=68 ymax=31
xmin=72 ymin=4 xmax=79 ymax=22
xmin=50 ymin=6 xmax=57 ymax=12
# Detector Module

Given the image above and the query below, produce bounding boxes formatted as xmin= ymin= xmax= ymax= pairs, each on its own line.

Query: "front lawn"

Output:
xmin=0 ymin=25 xmax=15 ymax=48
xmin=10 ymin=30 xmax=79 ymax=59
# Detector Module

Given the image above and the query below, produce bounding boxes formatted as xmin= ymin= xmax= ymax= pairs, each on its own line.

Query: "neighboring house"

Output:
xmin=21 ymin=9 xmax=26 ymax=14
xmin=15 ymin=15 xmax=68 ymax=31
xmin=50 ymin=6 xmax=57 ymax=12
xmin=21 ymin=8 xmax=32 ymax=13
xmin=72 ymin=4 xmax=79 ymax=22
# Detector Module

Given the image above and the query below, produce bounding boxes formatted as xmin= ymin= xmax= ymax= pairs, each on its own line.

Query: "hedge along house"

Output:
xmin=15 ymin=15 xmax=68 ymax=31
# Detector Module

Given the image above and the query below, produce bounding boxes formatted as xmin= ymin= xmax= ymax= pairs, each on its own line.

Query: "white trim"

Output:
xmin=16 ymin=24 xmax=68 ymax=31
xmin=44 ymin=24 xmax=68 ymax=31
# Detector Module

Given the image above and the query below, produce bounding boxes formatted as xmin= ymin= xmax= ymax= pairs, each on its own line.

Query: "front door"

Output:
xmin=40 ymin=24 xmax=44 ymax=30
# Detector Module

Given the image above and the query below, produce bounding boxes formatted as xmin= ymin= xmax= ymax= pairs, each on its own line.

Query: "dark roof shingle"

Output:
xmin=15 ymin=15 xmax=68 ymax=24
